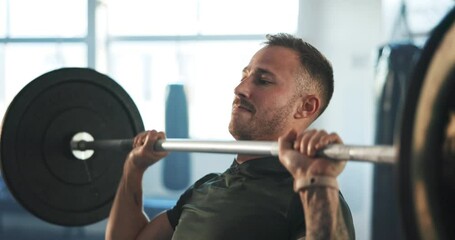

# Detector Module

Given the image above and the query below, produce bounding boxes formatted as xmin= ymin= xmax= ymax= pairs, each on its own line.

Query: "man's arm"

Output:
xmin=299 ymin=188 xmax=348 ymax=239
xmin=105 ymin=130 xmax=173 ymax=240
xmin=278 ymin=129 xmax=351 ymax=240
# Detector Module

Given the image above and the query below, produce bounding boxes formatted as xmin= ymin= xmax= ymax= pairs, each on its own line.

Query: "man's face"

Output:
xmin=229 ymin=46 xmax=303 ymax=141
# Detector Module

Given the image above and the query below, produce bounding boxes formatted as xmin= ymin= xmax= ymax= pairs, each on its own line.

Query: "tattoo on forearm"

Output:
xmin=303 ymin=188 xmax=349 ymax=240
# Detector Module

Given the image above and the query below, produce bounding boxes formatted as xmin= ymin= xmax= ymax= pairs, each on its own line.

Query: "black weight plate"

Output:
xmin=399 ymin=7 xmax=455 ymax=240
xmin=0 ymin=68 xmax=144 ymax=226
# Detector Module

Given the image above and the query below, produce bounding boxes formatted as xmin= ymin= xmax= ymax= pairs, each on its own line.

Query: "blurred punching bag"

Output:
xmin=372 ymin=43 xmax=420 ymax=240
xmin=163 ymin=84 xmax=190 ymax=190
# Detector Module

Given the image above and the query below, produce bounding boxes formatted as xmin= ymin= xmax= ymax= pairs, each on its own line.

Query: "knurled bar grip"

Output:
xmin=71 ymin=139 xmax=396 ymax=164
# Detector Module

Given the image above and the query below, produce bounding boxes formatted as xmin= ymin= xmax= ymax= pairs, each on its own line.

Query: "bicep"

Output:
xmin=136 ymin=211 xmax=174 ymax=240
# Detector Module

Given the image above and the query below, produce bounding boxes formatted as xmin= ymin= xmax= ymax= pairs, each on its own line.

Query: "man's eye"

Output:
xmin=257 ymin=78 xmax=271 ymax=85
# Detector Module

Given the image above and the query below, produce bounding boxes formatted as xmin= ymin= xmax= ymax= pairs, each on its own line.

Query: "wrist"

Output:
xmin=294 ymin=175 xmax=338 ymax=192
xmin=124 ymin=155 xmax=148 ymax=176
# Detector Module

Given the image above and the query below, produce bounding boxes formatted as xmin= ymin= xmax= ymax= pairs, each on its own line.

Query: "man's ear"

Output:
xmin=294 ymin=95 xmax=320 ymax=119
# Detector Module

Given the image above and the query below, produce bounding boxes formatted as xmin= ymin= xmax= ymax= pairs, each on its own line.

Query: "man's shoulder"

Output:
xmin=194 ymin=173 xmax=220 ymax=187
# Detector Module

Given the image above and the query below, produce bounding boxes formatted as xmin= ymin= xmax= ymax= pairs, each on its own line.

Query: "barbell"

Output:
xmin=70 ymin=134 xmax=397 ymax=163
xmin=0 ymin=7 xmax=454 ymax=240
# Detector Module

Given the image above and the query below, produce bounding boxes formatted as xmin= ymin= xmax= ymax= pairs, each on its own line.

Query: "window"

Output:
xmin=0 ymin=0 xmax=88 ymax=107
xmin=8 ymin=0 xmax=86 ymax=37
xmin=107 ymin=0 xmax=298 ymax=35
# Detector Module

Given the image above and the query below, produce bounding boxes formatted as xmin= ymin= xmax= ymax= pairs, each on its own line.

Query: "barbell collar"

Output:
xmin=71 ymin=138 xmax=396 ymax=164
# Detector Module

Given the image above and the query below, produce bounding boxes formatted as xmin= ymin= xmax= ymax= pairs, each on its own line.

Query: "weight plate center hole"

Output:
xmin=71 ymin=132 xmax=95 ymax=160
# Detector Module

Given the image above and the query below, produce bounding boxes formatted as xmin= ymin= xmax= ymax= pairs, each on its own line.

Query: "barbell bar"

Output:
xmin=70 ymin=135 xmax=397 ymax=164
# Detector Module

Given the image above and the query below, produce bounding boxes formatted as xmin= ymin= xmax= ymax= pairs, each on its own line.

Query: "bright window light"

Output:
xmin=107 ymin=0 xmax=298 ymax=35
xmin=8 ymin=0 xmax=86 ymax=37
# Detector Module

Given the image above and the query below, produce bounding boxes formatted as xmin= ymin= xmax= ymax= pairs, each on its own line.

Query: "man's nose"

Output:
xmin=234 ymin=77 xmax=253 ymax=98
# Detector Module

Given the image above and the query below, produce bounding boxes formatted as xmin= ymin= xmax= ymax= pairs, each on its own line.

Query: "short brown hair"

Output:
xmin=264 ymin=33 xmax=334 ymax=116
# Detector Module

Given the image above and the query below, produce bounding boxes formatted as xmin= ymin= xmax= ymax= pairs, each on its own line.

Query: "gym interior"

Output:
xmin=0 ymin=0 xmax=454 ymax=239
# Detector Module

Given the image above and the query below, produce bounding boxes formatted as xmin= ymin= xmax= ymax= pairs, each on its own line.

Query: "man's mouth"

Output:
xmin=233 ymin=98 xmax=255 ymax=113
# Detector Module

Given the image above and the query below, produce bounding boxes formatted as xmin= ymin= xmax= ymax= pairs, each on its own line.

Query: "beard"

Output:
xmin=228 ymin=96 xmax=297 ymax=141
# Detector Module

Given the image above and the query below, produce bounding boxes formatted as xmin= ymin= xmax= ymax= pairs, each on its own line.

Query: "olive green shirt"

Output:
xmin=166 ymin=157 xmax=355 ymax=240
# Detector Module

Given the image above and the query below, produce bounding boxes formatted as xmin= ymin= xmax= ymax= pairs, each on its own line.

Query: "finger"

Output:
xmin=308 ymin=130 xmax=327 ymax=156
xmin=135 ymin=130 xmax=157 ymax=148
xmin=144 ymin=131 xmax=165 ymax=152
xmin=155 ymin=131 xmax=168 ymax=157
xmin=133 ymin=131 xmax=146 ymax=148
xmin=299 ymin=129 xmax=317 ymax=156
xmin=149 ymin=131 xmax=170 ymax=159
xmin=278 ymin=130 xmax=297 ymax=153
xmin=317 ymin=132 xmax=343 ymax=149
xmin=141 ymin=130 xmax=158 ymax=149
xmin=293 ymin=132 xmax=303 ymax=151
xmin=327 ymin=132 xmax=343 ymax=144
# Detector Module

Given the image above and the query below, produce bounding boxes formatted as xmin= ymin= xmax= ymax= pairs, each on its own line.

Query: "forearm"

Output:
xmin=105 ymin=159 xmax=149 ymax=240
xmin=300 ymin=187 xmax=349 ymax=240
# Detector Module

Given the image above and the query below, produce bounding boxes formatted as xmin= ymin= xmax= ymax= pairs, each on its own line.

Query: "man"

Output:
xmin=106 ymin=33 xmax=355 ymax=240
